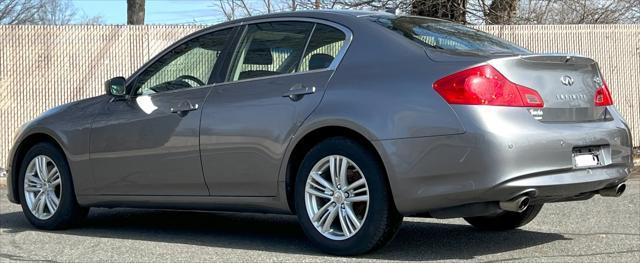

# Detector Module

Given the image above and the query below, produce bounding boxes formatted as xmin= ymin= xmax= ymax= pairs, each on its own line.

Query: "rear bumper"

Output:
xmin=476 ymin=164 xmax=628 ymax=203
xmin=376 ymin=105 xmax=633 ymax=215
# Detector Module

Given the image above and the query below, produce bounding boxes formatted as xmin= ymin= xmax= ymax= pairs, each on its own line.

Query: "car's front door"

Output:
xmin=200 ymin=21 xmax=349 ymax=196
xmin=89 ymin=28 xmax=234 ymax=195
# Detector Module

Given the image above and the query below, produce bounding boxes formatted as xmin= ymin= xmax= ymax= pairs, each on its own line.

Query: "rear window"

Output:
xmin=366 ymin=15 xmax=528 ymax=55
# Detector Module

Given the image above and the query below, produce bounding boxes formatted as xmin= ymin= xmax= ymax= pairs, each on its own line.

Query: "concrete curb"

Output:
xmin=0 ymin=168 xmax=6 ymax=188
xmin=632 ymin=157 xmax=640 ymax=178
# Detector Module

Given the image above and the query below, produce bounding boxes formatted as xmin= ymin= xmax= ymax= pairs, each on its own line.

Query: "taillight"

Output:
xmin=594 ymin=79 xmax=613 ymax=106
xmin=433 ymin=65 xmax=544 ymax=108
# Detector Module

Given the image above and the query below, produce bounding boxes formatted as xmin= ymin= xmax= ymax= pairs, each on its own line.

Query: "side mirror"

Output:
xmin=105 ymin=77 xmax=127 ymax=97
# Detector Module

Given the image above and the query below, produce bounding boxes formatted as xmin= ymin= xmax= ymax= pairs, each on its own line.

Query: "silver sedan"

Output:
xmin=5 ymin=11 xmax=633 ymax=255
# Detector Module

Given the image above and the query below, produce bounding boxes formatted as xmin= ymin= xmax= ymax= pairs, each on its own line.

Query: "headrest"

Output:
xmin=244 ymin=42 xmax=273 ymax=65
xmin=309 ymin=53 xmax=334 ymax=70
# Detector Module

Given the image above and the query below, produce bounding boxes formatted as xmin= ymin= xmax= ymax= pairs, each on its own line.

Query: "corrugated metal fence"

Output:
xmin=1 ymin=24 xmax=639 ymax=168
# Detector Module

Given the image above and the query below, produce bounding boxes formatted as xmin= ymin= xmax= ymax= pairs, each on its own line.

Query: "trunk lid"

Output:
xmin=488 ymin=54 xmax=609 ymax=122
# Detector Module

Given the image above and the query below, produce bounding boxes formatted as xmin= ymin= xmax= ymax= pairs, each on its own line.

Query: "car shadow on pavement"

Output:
xmin=0 ymin=208 xmax=569 ymax=261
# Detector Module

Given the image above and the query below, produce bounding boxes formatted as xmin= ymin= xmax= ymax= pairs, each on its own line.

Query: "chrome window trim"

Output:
xmin=213 ymin=68 xmax=334 ymax=88
xmin=221 ymin=17 xmax=353 ymax=84
xmin=141 ymin=83 xmax=216 ymax=97
xmin=126 ymin=17 xmax=353 ymax=92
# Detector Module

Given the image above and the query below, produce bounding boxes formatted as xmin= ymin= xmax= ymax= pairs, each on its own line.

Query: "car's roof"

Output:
xmin=207 ymin=10 xmax=388 ymax=28
xmin=291 ymin=9 xmax=386 ymax=17
xmin=250 ymin=9 xmax=387 ymax=18
xmin=209 ymin=10 xmax=451 ymax=28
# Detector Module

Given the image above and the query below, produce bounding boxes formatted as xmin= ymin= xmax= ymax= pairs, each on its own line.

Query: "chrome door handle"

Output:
xmin=170 ymin=102 xmax=199 ymax=114
xmin=283 ymin=86 xmax=316 ymax=101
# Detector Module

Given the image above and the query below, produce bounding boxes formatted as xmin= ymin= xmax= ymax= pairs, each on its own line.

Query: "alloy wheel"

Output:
xmin=23 ymin=155 xmax=61 ymax=220
xmin=304 ymin=155 xmax=370 ymax=240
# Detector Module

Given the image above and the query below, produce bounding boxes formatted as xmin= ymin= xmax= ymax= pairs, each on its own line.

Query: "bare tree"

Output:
xmin=36 ymin=0 xmax=75 ymax=25
xmin=297 ymin=0 xmax=339 ymax=9
xmin=216 ymin=0 xmax=235 ymax=21
xmin=1 ymin=0 xmax=102 ymax=24
xmin=297 ymin=1 xmax=467 ymax=21
xmin=335 ymin=0 xmax=408 ymax=11
xmin=264 ymin=0 xmax=273 ymax=13
xmin=340 ymin=0 xmax=640 ymax=24
xmin=78 ymin=14 xmax=105 ymax=25
xmin=216 ymin=0 xmax=250 ymax=21
xmin=1 ymin=0 xmax=45 ymax=24
xmin=127 ymin=0 xmax=145 ymax=25
xmin=411 ymin=0 xmax=466 ymax=22
xmin=515 ymin=0 xmax=640 ymax=24
xmin=215 ymin=0 xmax=293 ymax=21
xmin=485 ymin=0 xmax=517 ymax=24
xmin=208 ymin=0 xmax=639 ymax=24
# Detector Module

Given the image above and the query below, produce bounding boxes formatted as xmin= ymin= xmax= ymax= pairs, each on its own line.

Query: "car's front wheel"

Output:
xmin=18 ymin=142 xmax=89 ymax=230
xmin=295 ymin=137 xmax=402 ymax=256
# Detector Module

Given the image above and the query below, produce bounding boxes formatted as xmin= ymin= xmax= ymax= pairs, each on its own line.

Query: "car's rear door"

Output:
xmin=89 ymin=27 xmax=235 ymax=195
xmin=200 ymin=20 xmax=350 ymax=196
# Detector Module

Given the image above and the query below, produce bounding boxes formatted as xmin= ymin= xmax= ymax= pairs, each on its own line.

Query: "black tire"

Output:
xmin=18 ymin=142 xmax=89 ymax=230
xmin=463 ymin=204 xmax=543 ymax=231
xmin=294 ymin=137 xmax=403 ymax=256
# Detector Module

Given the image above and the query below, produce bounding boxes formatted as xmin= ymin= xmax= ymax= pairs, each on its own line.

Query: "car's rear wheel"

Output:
xmin=18 ymin=142 xmax=88 ymax=230
xmin=463 ymin=204 xmax=543 ymax=231
xmin=295 ymin=137 xmax=402 ymax=256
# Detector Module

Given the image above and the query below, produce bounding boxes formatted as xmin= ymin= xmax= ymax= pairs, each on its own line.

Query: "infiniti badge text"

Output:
xmin=557 ymin=93 xmax=588 ymax=101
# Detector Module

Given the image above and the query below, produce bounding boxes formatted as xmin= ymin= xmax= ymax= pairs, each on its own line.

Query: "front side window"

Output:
xmin=134 ymin=28 xmax=232 ymax=95
xmin=299 ymin=24 xmax=346 ymax=72
xmin=229 ymin=22 xmax=313 ymax=81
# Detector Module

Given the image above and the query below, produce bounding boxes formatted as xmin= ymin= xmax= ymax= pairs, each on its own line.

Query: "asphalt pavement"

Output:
xmin=1 ymin=178 xmax=639 ymax=262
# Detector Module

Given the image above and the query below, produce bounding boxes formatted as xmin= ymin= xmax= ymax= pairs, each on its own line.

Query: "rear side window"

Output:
xmin=230 ymin=22 xmax=313 ymax=81
xmin=299 ymin=24 xmax=346 ymax=72
xmin=367 ymin=15 xmax=528 ymax=55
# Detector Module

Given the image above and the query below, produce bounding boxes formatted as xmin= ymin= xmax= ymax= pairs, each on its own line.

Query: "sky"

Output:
xmin=72 ymin=0 xmax=226 ymax=25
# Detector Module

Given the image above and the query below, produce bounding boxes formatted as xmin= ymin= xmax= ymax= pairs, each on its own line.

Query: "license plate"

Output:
xmin=572 ymin=146 xmax=602 ymax=168
xmin=574 ymin=154 xmax=599 ymax=168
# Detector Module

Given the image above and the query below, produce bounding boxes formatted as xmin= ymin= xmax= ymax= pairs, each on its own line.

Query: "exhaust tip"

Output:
xmin=616 ymin=184 xmax=626 ymax=195
xmin=518 ymin=197 xmax=530 ymax=210
xmin=599 ymin=183 xmax=626 ymax=197
xmin=499 ymin=196 xmax=530 ymax=213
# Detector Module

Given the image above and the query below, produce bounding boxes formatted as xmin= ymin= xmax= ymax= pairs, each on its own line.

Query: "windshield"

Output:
xmin=366 ymin=15 xmax=529 ymax=55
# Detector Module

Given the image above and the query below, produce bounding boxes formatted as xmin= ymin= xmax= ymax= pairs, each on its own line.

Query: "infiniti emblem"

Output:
xmin=560 ymin=75 xmax=574 ymax=86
